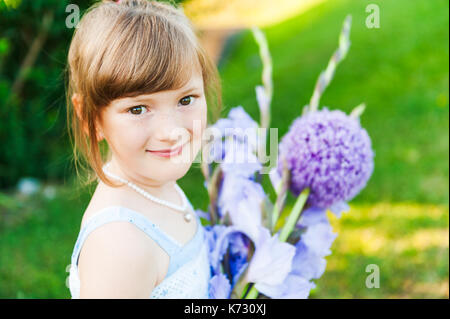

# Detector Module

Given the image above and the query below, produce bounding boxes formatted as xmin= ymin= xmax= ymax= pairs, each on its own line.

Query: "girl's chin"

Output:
xmin=147 ymin=161 xmax=192 ymax=181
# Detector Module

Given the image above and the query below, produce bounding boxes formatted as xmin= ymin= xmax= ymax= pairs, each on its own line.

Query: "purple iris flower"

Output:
xmin=195 ymin=209 xmax=211 ymax=222
xmin=212 ymin=106 xmax=259 ymax=145
xmin=217 ymin=174 xmax=266 ymax=240
xmin=329 ymin=200 xmax=350 ymax=218
xmin=298 ymin=206 xmax=329 ymax=226
xmin=204 ymin=224 xmax=253 ymax=296
xmin=257 ymin=272 xmax=316 ymax=299
xmin=263 ymin=206 xmax=337 ymax=297
xmin=204 ymin=224 xmax=230 ymax=275
xmin=209 ymin=273 xmax=231 ymax=299
xmin=301 ymin=221 xmax=337 ymax=257
xmin=227 ymin=232 xmax=251 ymax=286
xmin=221 ymin=137 xmax=262 ymax=178
xmin=286 ymin=206 xmax=338 ymax=294
xmin=291 ymin=241 xmax=327 ymax=280
xmin=205 ymin=225 xmax=251 ymax=276
xmin=207 ymin=106 xmax=260 ymax=163
xmin=246 ymin=227 xmax=296 ymax=295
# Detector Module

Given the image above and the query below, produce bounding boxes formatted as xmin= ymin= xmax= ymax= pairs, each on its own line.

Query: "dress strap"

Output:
xmin=70 ymin=206 xmax=181 ymax=268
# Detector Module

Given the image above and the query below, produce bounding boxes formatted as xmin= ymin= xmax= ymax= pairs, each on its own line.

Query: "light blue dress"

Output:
xmin=68 ymin=199 xmax=211 ymax=298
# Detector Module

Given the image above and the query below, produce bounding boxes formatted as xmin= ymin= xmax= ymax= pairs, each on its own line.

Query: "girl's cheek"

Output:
xmin=184 ymin=103 xmax=206 ymax=135
xmin=196 ymin=100 xmax=208 ymax=129
xmin=116 ymin=122 xmax=147 ymax=148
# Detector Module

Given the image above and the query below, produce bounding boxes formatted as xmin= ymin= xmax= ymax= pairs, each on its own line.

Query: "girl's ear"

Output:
xmin=72 ymin=93 xmax=83 ymax=122
xmin=94 ymin=116 xmax=105 ymax=143
xmin=72 ymin=93 xmax=86 ymax=134
xmin=95 ymin=127 xmax=104 ymax=142
xmin=72 ymin=93 xmax=104 ymax=142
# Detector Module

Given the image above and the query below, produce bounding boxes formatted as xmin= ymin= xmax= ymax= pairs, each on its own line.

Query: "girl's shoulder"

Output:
xmin=76 ymin=213 xmax=162 ymax=298
xmin=78 ymin=182 xmax=173 ymax=285
xmin=80 ymin=181 xmax=148 ymax=228
xmin=79 ymin=182 xmax=123 ymax=228
xmin=76 ymin=181 xmax=200 ymax=287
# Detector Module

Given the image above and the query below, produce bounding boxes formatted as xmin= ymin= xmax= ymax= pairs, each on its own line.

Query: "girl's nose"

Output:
xmin=152 ymin=112 xmax=187 ymax=143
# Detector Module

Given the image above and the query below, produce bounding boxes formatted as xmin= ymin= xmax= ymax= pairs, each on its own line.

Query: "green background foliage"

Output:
xmin=0 ymin=0 xmax=185 ymax=189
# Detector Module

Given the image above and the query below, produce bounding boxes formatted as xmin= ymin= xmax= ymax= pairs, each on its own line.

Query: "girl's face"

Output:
xmin=97 ymin=68 xmax=207 ymax=187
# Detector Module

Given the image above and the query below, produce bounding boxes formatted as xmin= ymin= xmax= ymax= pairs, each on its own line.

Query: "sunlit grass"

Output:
xmin=307 ymin=202 xmax=449 ymax=298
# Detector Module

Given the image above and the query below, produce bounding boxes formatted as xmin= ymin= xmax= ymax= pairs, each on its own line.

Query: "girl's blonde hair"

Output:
xmin=65 ymin=0 xmax=222 ymax=189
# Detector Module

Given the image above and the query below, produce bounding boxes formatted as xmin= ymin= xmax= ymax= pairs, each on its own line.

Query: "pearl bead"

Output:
xmin=184 ymin=213 xmax=192 ymax=222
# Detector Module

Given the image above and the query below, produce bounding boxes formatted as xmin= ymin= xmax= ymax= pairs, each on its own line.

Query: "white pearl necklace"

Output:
xmin=102 ymin=162 xmax=193 ymax=222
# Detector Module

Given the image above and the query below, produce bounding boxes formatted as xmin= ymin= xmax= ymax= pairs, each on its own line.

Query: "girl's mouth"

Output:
xmin=146 ymin=143 xmax=185 ymax=158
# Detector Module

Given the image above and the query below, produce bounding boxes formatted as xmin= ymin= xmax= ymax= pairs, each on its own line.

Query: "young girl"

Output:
xmin=65 ymin=0 xmax=222 ymax=298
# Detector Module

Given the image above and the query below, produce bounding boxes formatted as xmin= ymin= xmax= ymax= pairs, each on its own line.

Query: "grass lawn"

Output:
xmin=0 ymin=0 xmax=448 ymax=298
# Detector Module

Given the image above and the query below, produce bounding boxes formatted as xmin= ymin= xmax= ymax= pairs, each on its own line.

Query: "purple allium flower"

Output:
xmin=209 ymin=273 xmax=231 ymax=299
xmin=278 ymin=107 xmax=375 ymax=208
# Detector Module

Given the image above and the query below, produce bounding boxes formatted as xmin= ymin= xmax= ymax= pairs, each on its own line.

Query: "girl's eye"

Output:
xmin=178 ymin=95 xmax=196 ymax=107
xmin=128 ymin=105 xmax=148 ymax=115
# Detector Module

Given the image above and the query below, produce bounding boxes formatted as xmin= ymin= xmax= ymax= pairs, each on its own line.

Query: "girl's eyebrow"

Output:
xmin=114 ymin=82 xmax=203 ymax=109
xmin=132 ymin=85 xmax=202 ymax=103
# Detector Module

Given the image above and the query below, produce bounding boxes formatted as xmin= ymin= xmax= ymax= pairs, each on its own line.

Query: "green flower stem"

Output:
xmin=231 ymin=277 xmax=248 ymax=299
xmin=240 ymin=282 xmax=250 ymax=298
xmin=270 ymin=159 xmax=290 ymax=231
xmin=245 ymin=285 xmax=259 ymax=299
xmin=270 ymin=182 xmax=283 ymax=231
xmin=278 ymin=187 xmax=310 ymax=242
xmin=307 ymin=15 xmax=352 ymax=113
xmin=271 ymin=203 xmax=280 ymax=231
xmin=241 ymin=282 xmax=259 ymax=299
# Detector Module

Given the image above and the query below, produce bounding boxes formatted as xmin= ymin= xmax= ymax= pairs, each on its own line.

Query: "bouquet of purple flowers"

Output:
xmin=198 ymin=15 xmax=375 ymax=299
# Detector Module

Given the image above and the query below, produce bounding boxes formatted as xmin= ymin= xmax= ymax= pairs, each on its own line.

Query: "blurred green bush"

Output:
xmin=0 ymin=0 xmax=186 ymax=189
